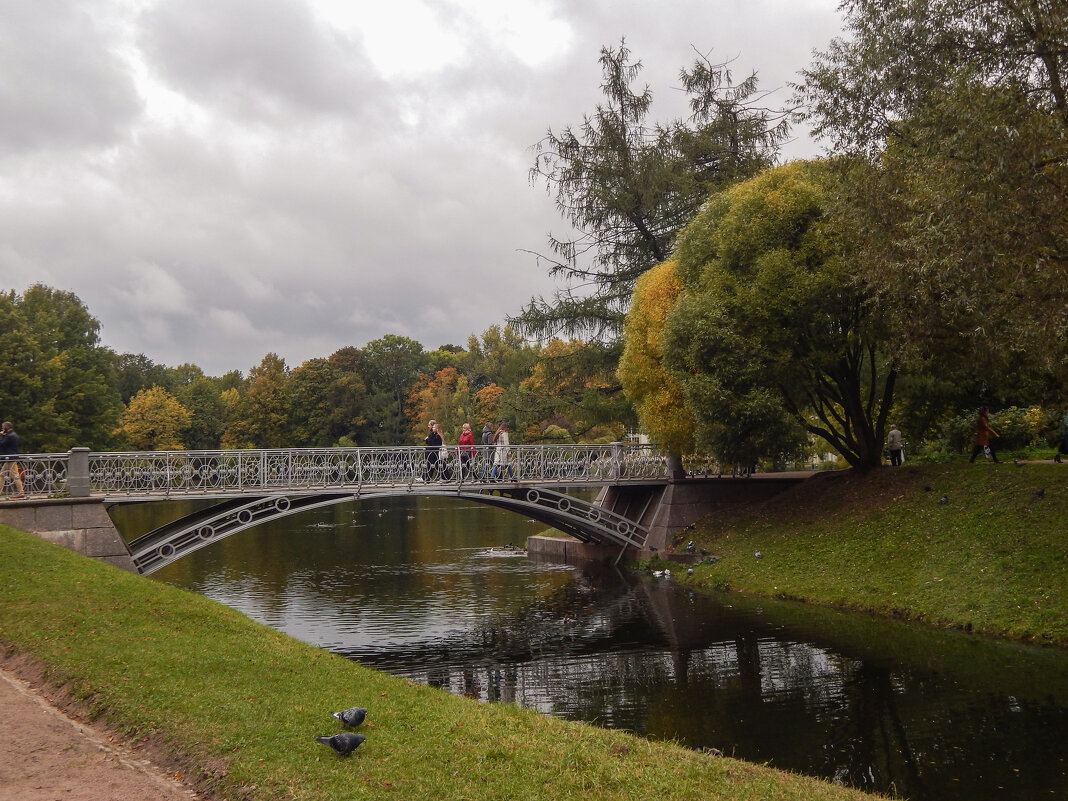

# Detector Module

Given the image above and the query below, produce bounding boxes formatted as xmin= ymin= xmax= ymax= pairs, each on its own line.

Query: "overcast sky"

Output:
xmin=0 ymin=0 xmax=842 ymax=376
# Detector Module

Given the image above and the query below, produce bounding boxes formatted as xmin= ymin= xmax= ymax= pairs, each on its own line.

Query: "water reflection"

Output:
xmin=112 ymin=496 xmax=1068 ymax=801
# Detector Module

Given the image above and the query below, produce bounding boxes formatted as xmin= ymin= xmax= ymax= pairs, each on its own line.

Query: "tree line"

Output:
xmin=0 ymin=286 xmax=633 ymax=453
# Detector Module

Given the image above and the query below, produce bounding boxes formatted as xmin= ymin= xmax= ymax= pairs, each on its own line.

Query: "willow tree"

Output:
xmin=663 ymin=162 xmax=895 ymax=470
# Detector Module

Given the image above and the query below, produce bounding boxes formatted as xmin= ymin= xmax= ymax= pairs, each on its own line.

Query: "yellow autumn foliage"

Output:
xmin=118 ymin=385 xmax=192 ymax=451
xmin=619 ymin=259 xmax=694 ymax=455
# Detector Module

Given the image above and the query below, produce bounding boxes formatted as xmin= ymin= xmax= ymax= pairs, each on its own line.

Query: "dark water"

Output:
xmin=111 ymin=496 xmax=1068 ymax=801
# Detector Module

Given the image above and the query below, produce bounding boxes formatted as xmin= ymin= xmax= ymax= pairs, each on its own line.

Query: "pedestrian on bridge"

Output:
xmin=458 ymin=422 xmax=476 ymax=479
xmin=0 ymin=421 xmax=24 ymax=497
xmin=480 ymin=423 xmax=494 ymax=479
xmin=491 ymin=422 xmax=515 ymax=480
xmin=425 ymin=420 xmax=443 ymax=481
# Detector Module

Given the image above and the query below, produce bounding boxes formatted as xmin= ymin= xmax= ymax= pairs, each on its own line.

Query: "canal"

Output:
xmin=111 ymin=495 xmax=1068 ymax=801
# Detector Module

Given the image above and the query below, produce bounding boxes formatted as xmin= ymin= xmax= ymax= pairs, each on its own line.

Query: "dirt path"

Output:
xmin=0 ymin=664 xmax=206 ymax=801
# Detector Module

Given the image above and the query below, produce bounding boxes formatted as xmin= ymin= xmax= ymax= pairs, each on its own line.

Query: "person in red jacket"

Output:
xmin=457 ymin=422 xmax=476 ymax=480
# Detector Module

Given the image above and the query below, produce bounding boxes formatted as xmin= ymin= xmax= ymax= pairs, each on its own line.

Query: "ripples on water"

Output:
xmin=121 ymin=496 xmax=1068 ymax=801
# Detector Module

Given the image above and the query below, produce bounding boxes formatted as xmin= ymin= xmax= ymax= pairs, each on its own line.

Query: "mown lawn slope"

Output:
xmin=0 ymin=526 xmax=884 ymax=801
xmin=675 ymin=462 xmax=1068 ymax=646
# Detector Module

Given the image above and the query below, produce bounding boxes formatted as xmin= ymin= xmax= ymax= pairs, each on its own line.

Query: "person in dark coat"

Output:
xmin=424 ymin=420 xmax=442 ymax=481
xmin=480 ymin=423 xmax=494 ymax=479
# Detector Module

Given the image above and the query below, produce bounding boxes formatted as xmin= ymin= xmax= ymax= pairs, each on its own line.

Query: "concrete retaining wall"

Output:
xmin=0 ymin=498 xmax=135 ymax=572
xmin=531 ymin=475 xmax=809 ymax=565
xmin=526 ymin=535 xmax=632 ymax=565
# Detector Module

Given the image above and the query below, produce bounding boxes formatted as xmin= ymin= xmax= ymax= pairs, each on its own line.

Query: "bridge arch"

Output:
xmin=126 ymin=486 xmax=651 ymax=575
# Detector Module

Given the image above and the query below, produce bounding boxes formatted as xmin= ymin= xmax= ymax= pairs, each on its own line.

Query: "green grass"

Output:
xmin=0 ymin=527 xmax=883 ymax=801
xmin=671 ymin=462 xmax=1068 ymax=646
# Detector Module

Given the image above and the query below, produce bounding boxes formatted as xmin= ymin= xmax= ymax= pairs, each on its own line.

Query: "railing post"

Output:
xmin=611 ymin=442 xmax=624 ymax=480
xmin=67 ymin=447 xmax=91 ymax=497
xmin=666 ymin=452 xmax=685 ymax=480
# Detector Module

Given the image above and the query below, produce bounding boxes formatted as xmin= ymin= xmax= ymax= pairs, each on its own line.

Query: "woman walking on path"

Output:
xmin=969 ymin=407 xmax=1000 ymax=463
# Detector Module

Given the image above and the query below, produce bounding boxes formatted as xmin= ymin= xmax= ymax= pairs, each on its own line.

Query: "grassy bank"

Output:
xmin=671 ymin=462 xmax=1068 ymax=646
xmin=0 ymin=526 xmax=882 ymax=801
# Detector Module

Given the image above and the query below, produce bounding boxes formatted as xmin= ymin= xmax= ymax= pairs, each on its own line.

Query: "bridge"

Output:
xmin=0 ymin=444 xmax=808 ymax=574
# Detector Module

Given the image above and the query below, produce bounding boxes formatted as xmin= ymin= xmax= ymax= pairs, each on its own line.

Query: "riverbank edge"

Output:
xmin=0 ymin=525 xmax=884 ymax=801
xmin=633 ymin=462 xmax=1068 ymax=649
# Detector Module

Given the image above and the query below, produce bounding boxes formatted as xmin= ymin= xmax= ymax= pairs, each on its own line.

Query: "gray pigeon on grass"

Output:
xmin=332 ymin=706 xmax=367 ymax=727
xmin=316 ymin=732 xmax=366 ymax=755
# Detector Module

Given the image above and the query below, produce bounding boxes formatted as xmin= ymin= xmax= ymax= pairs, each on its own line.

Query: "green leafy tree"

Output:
xmin=222 ymin=353 xmax=290 ymax=448
xmin=288 ymin=356 xmax=368 ymax=446
xmin=516 ymin=338 xmax=633 ymax=441
xmin=116 ymin=353 xmax=171 ymax=404
xmin=460 ymin=325 xmax=536 ymax=391
xmin=0 ymin=292 xmax=46 ymax=446
xmin=361 ymin=335 xmax=427 ymax=444
xmin=518 ymin=40 xmax=789 ymax=341
xmin=118 ymin=386 xmax=192 ymax=450
xmin=618 ymin=259 xmax=694 ymax=468
xmin=175 ymin=377 xmax=229 ymax=450
xmin=796 ymin=0 xmax=1068 ymax=403
xmin=664 ymin=162 xmax=893 ymax=469
xmin=17 ymin=285 xmax=122 ymax=451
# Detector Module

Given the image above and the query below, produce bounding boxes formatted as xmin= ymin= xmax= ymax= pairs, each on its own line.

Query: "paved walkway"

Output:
xmin=0 ymin=666 xmax=203 ymax=801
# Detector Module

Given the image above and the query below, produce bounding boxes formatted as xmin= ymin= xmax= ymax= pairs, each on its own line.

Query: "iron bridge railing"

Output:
xmin=0 ymin=444 xmax=668 ymax=499
xmin=89 ymin=444 xmax=666 ymax=496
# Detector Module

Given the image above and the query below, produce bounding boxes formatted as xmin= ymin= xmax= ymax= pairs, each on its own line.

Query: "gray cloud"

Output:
xmin=0 ymin=0 xmax=842 ymax=376
xmin=0 ymin=0 xmax=142 ymax=154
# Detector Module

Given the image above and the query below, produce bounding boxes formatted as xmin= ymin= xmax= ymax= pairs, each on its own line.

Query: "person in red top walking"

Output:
xmin=457 ymin=422 xmax=476 ymax=480
xmin=969 ymin=407 xmax=1000 ymax=463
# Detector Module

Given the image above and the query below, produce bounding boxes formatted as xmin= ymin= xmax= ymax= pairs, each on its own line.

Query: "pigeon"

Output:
xmin=316 ymin=732 xmax=366 ymax=755
xmin=687 ymin=568 xmax=694 ymax=576
xmin=332 ymin=706 xmax=367 ymax=727
xmin=938 ymin=495 xmax=948 ymax=505
xmin=754 ymin=551 xmax=763 ymax=559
